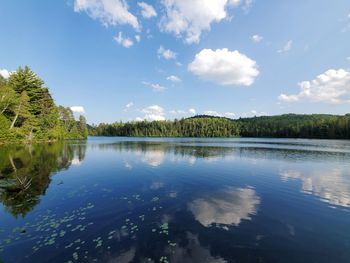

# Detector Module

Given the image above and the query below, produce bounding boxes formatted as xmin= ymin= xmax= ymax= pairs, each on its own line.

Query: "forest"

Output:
xmin=90 ymin=114 xmax=350 ymax=139
xmin=0 ymin=66 xmax=88 ymax=143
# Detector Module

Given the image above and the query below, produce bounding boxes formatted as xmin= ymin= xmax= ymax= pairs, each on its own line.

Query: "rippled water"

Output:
xmin=0 ymin=137 xmax=350 ymax=263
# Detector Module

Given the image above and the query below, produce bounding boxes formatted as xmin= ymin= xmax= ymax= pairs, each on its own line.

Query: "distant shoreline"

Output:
xmin=88 ymin=114 xmax=350 ymax=140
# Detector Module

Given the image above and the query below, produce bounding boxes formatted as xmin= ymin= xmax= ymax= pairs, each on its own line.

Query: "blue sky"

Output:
xmin=0 ymin=0 xmax=350 ymax=124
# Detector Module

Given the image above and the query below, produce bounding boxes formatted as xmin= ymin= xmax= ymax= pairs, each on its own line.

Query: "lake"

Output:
xmin=0 ymin=137 xmax=350 ymax=263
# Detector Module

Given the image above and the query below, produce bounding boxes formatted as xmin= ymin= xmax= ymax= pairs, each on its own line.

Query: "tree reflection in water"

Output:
xmin=0 ymin=142 xmax=86 ymax=217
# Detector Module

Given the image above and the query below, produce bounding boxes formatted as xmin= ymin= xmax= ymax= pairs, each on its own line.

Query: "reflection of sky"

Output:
xmin=166 ymin=232 xmax=227 ymax=263
xmin=111 ymin=247 xmax=136 ymax=263
xmin=280 ymin=169 xmax=350 ymax=208
xmin=188 ymin=187 xmax=260 ymax=228
xmin=142 ymin=150 xmax=165 ymax=167
xmin=71 ymin=157 xmax=81 ymax=166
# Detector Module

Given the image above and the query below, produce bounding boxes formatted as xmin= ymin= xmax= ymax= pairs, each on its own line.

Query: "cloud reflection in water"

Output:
xmin=188 ymin=187 xmax=260 ymax=228
xmin=280 ymin=169 xmax=350 ymax=208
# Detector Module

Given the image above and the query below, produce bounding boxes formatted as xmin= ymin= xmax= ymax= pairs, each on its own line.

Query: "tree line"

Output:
xmin=89 ymin=116 xmax=240 ymax=137
xmin=0 ymin=66 xmax=88 ymax=143
xmin=90 ymin=114 xmax=350 ymax=139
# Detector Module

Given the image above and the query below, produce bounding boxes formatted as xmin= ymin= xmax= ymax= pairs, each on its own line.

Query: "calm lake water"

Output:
xmin=1 ymin=137 xmax=350 ymax=263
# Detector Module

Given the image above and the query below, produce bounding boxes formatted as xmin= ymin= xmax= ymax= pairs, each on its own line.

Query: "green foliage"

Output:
xmin=237 ymin=114 xmax=350 ymax=139
xmin=0 ymin=66 xmax=88 ymax=143
xmin=90 ymin=116 xmax=240 ymax=137
xmin=90 ymin=114 xmax=350 ymax=139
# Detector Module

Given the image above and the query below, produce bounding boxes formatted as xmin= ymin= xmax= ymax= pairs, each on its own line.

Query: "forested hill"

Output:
xmin=0 ymin=66 xmax=88 ymax=143
xmin=90 ymin=114 xmax=350 ymax=139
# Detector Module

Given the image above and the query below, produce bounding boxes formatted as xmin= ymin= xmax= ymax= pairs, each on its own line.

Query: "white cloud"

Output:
xmin=138 ymin=2 xmax=157 ymax=18
xmin=203 ymin=111 xmax=235 ymax=118
xmin=203 ymin=110 xmax=222 ymax=117
xmin=224 ymin=112 xmax=236 ymax=118
xmin=278 ymin=69 xmax=350 ymax=104
xmin=0 ymin=69 xmax=10 ymax=79
xmin=278 ymin=40 xmax=292 ymax=53
xmin=125 ymin=102 xmax=134 ymax=108
xmin=142 ymin=81 xmax=166 ymax=92
xmin=137 ymin=105 xmax=166 ymax=121
xmin=70 ymin=106 xmax=85 ymax=114
xmin=251 ymin=34 xmax=263 ymax=43
xmin=188 ymin=48 xmax=259 ymax=86
xmin=124 ymin=101 xmax=134 ymax=111
xmin=170 ymin=108 xmax=197 ymax=116
xmin=242 ymin=0 xmax=254 ymax=12
xmin=114 ymin=32 xmax=134 ymax=48
xmin=189 ymin=108 xmax=196 ymax=115
xmin=157 ymin=46 xmax=177 ymax=60
xmin=240 ymin=110 xmax=268 ymax=118
xmin=159 ymin=0 xmax=248 ymax=44
xmin=74 ymin=0 xmax=140 ymax=30
xmin=166 ymin=75 xmax=181 ymax=82
xmin=135 ymin=34 xmax=141 ymax=42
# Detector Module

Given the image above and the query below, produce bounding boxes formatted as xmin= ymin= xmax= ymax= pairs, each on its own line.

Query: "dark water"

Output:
xmin=1 ymin=137 xmax=350 ymax=263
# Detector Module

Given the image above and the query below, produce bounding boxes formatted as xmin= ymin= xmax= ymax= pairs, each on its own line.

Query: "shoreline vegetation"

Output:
xmin=1 ymin=67 xmax=350 ymax=143
xmin=90 ymin=114 xmax=350 ymax=140
xmin=0 ymin=66 xmax=88 ymax=144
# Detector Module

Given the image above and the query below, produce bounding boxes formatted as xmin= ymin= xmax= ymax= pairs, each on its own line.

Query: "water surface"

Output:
xmin=1 ymin=137 xmax=350 ymax=263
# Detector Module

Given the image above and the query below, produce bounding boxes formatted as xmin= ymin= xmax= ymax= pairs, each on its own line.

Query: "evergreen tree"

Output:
xmin=0 ymin=66 xmax=89 ymax=143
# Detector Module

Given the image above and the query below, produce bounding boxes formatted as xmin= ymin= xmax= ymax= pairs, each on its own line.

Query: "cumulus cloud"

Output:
xmin=114 ymin=32 xmax=134 ymax=48
xmin=70 ymin=106 xmax=85 ymax=114
xmin=166 ymin=75 xmax=181 ymax=82
xmin=203 ymin=110 xmax=221 ymax=117
xmin=157 ymin=46 xmax=177 ymax=60
xmin=0 ymin=69 xmax=10 ymax=79
xmin=142 ymin=81 xmax=166 ymax=92
xmin=137 ymin=105 xmax=166 ymax=121
xmin=278 ymin=40 xmax=292 ymax=53
xmin=278 ymin=69 xmax=350 ymax=104
xmin=188 ymin=48 xmax=259 ymax=86
xmin=189 ymin=108 xmax=196 ymax=115
xmin=239 ymin=110 xmax=268 ymax=118
xmin=159 ymin=0 xmax=247 ymax=44
xmin=203 ymin=110 xmax=235 ymax=118
xmin=138 ymin=2 xmax=157 ymax=18
xmin=224 ymin=112 xmax=236 ymax=118
xmin=74 ymin=0 xmax=140 ymax=30
xmin=251 ymin=34 xmax=263 ymax=43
